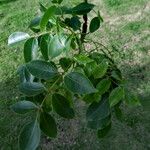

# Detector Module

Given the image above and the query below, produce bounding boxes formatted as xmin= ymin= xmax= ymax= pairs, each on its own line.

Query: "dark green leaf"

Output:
xmin=39 ymin=3 xmax=47 ymax=12
xmin=71 ymin=2 xmax=95 ymax=15
xmin=26 ymin=60 xmax=58 ymax=80
xmin=19 ymin=120 xmax=41 ymax=150
xmin=109 ymin=87 xmax=125 ymax=107
xmin=29 ymin=16 xmax=41 ymax=29
xmin=24 ymin=38 xmax=38 ymax=63
xmin=11 ymin=100 xmax=38 ymax=114
xmin=19 ymin=82 xmax=45 ymax=96
xmin=42 ymin=94 xmax=52 ymax=112
xmin=64 ymin=72 xmax=97 ymax=94
xmin=40 ymin=6 xmax=57 ymax=31
xmin=70 ymin=16 xmax=81 ymax=31
xmin=89 ymin=17 xmax=100 ymax=33
xmin=59 ymin=57 xmax=72 ymax=71
xmin=8 ymin=32 xmax=30 ymax=46
xmin=96 ymin=78 xmax=111 ymax=95
xmin=86 ymin=95 xmax=110 ymax=124
xmin=93 ymin=60 xmax=108 ymax=79
xmin=97 ymin=123 xmax=111 ymax=138
xmin=40 ymin=112 xmax=57 ymax=138
xmin=52 ymin=93 xmax=75 ymax=119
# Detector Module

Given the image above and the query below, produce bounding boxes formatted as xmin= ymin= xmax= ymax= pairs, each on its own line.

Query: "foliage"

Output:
xmin=8 ymin=0 xmax=141 ymax=149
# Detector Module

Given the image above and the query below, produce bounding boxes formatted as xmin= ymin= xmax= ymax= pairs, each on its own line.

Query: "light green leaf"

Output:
xmin=52 ymin=93 xmax=75 ymax=119
xmin=96 ymin=78 xmax=111 ymax=95
xmin=40 ymin=6 xmax=57 ymax=31
xmin=93 ymin=60 xmax=108 ymax=79
xmin=74 ymin=54 xmax=93 ymax=65
xmin=11 ymin=100 xmax=38 ymax=114
xmin=26 ymin=60 xmax=58 ymax=80
xmin=24 ymin=38 xmax=38 ymax=63
xmin=19 ymin=82 xmax=45 ymax=97
xmin=89 ymin=17 xmax=100 ymax=33
xmin=19 ymin=120 xmax=41 ymax=150
xmin=109 ymin=87 xmax=125 ymax=107
xmin=40 ymin=112 xmax=57 ymax=138
xmin=8 ymin=32 xmax=30 ymax=46
xmin=64 ymin=72 xmax=97 ymax=94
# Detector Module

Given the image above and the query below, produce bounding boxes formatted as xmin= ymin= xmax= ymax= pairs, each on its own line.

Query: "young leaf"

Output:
xmin=11 ymin=100 xmax=38 ymax=114
xmin=24 ymin=38 xmax=38 ymax=62
xmin=52 ymin=93 xmax=75 ymax=119
xmin=40 ymin=112 xmax=57 ymax=138
xmin=96 ymin=78 xmax=111 ymax=95
xmin=64 ymin=72 xmax=97 ymax=94
xmin=71 ymin=2 xmax=95 ymax=15
xmin=74 ymin=54 xmax=93 ymax=65
xmin=109 ymin=87 xmax=125 ymax=107
xmin=19 ymin=82 xmax=45 ymax=97
xmin=40 ymin=6 xmax=57 ymax=31
xmin=97 ymin=123 xmax=111 ymax=139
xmin=8 ymin=32 xmax=30 ymax=46
xmin=89 ymin=17 xmax=100 ymax=33
xmin=26 ymin=60 xmax=58 ymax=80
xmin=19 ymin=120 xmax=41 ymax=150
xmin=93 ymin=60 xmax=108 ymax=79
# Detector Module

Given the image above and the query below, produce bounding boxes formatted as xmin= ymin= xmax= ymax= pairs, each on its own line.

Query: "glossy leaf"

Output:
xmin=93 ymin=60 xmax=108 ymax=79
xmin=11 ymin=100 xmax=38 ymax=114
xmin=97 ymin=123 xmax=111 ymax=138
xmin=96 ymin=78 xmax=111 ymax=95
xmin=89 ymin=17 xmax=100 ymax=33
xmin=26 ymin=60 xmax=58 ymax=80
xmin=109 ymin=87 xmax=125 ymax=107
xmin=40 ymin=6 xmax=57 ymax=31
xmin=64 ymin=72 xmax=97 ymax=94
xmin=8 ymin=32 xmax=30 ymax=46
xmin=24 ymin=38 xmax=38 ymax=62
xmin=52 ymin=93 xmax=75 ymax=119
xmin=19 ymin=120 xmax=41 ymax=150
xmin=19 ymin=82 xmax=45 ymax=96
xmin=71 ymin=2 xmax=95 ymax=15
xmin=40 ymin=112 xmax=57 ymax=138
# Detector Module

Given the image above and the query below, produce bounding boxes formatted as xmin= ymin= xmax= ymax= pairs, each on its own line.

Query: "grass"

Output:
xmin=0 ymin=0 xmax=150 ymax=149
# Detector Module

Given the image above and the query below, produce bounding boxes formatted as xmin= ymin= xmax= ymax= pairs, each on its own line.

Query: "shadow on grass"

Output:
xmin=0 ymin=0 xmax=18 ymax=6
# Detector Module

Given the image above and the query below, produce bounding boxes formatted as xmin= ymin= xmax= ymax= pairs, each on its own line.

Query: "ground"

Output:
xmin=0 ymin=0 xmax=150 ymax=149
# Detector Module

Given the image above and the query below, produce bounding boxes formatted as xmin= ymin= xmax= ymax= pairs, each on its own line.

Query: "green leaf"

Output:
xmin=71 ymin=2 xmax=95 ymax=15
xmin=29 ymin=16 xmax=41 ymax=29
xmin=8 ymin=32 xmax=30 ymax=46
xmin=11 ymin=100 xmax=38 ymax=114
xmin=39 ymin=3 xmax=47 ymax=12
xmin=59 ymin=57 xmax=72 ymax=71
xmin=83 ymin=92 xmax=101 ymax=104
xmin=40 ymin=35 xmax=50 ymax=60
xmin=64 ymin=72 xmax=97 ymax=94
xmin=125 ymin=93 xmax=141 ymax=107
xmin=70 ymin=16 xmax=81 ymax=31
xmin=109 ymin=87 xmax=125 ymax=107
xmin=97 ymin=123 xmax=111 ymax=138
xmin=40 ymin=112 xmax=57 ymax=138
xmin=85 ymin=61 xmax=97 ymax=76
xmin=19 ymin=120 xmax=41 ymax=150
xmin=93 ymin=60 xmax=108 ymax=79
xmin=40 ymin=6 xmax=57 ymax=31
xmin=48 ymin=34 xmax=68 ymax=58
xmin=74 ymin=54 xmax=93 ymax=65
xmin=89 ymin=17 xmax=100 ymax=33
xmin=19 ymin=82 xmax=45 ymax=97
xmin=86 ymin=95 xmax=110 ymax=127
xmin=96 ymin=78 xmax=111 ymax=95
xmin=24 ymin=38 xmax=38 ymax=63
xmin=26 ymin=60 xmax=58 ymax=80
xmin=87 ymin=115 xmax=111 ymax=130
xmin=52 ymin=0 xmax=63 ymax=4
xmin=52 ymin=93 xmax=75 ymax=119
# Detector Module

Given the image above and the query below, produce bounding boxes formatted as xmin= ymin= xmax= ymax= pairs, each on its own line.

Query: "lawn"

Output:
xmin=0 ymin=0 xmax=150 ymax=149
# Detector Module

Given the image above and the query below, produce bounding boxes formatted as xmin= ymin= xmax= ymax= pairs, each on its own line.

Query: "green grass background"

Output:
xmin=0 ymin=0 xmax=150 ymax=149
